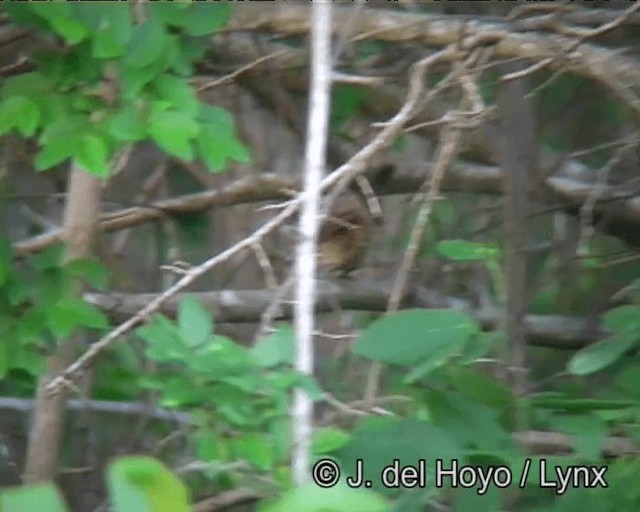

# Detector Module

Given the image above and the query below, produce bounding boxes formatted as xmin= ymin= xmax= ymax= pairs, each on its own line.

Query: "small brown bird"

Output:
xmin=317 ymin=192 xmax=373 ymax=276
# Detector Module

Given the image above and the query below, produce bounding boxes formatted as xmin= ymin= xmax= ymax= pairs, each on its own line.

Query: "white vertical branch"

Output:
xmin=292 ymin=0 xmax=332 ymax=485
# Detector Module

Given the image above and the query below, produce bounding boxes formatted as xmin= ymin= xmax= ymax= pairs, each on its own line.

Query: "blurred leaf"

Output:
xmin=76 ymin=134 xmax=110 ymax=177
xmin=568 ymin=330 xmax=640 ymax=376
xmin=91 ymin=8 xmax=132 ymax=58
xmin=108 ymin=107 xmax=146 ymax=141
xmin=262 ymin=482 xmax=387 ymax=512
xmin=0 ymin=238 xmax=12 ymax=286
xmin=178 ymin=296 xmax=212 ymax=348
xmin=354 ymin=308 xmax=479 ymax=368
xmin=107 ymin=456 xmax=190 ymax=512
xmin=252 ymin=325 xmax=295 ymax=368
xmin=182 ymin=3 xmax=231 ymax=36
xmin=602 ymin=305 xmax=640 ymax=333
xmin=0 ymin=482 xmax=69 ymax=512
xmin=65 ymin=258 xmax=110 ymax=290
xmin=148 ymin=107 xmax=199 ymax=161
xmin=153 ymin=74 xmax=199 ymax=116
xmin=0 ymin=96 xmax=40 ymax=137
xmin=47 ymin=297 xmax=109 ymax=339
xmin=124 ymin=17 xmax=167 ymax=68
xmin=437 ymin=240 xmax=501 ymax=262
xmin=136 ymin=315 xmax=189 ymax=363
xmin=312 ymin=428 xmax=351 ymax=455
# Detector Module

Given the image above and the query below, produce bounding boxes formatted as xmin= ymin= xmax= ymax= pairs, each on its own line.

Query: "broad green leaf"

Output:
xmin=136 ymin=316 xmax=189 ymax=363
xmin=0 ymin=482 xmax=69 ymax=512
xmin=231 ymin=432 xmax=274 ymax=470
xmin=65 ymin=258 xmax=110 ymax=290
xmin=550 ymin=413 xmax=606 ymax=459
xmin=29 ymin=244 xmax=65 ymax=270
xmin=153 ymin=75 xmax=198 ymax=116
xmin=614 ymin=362 xmax=640 ymax=397
xmin=197 ymin=127 xmax=250 ymax=172
xmin=187 ymin=335 xmax=251 ymax=378
xmin=108 ymin=456 xmax=190 ymax=512
xmin=312 ymin=428 xmax=351 ymax=455
xmin=262 ymin=482 xmax=387 ymax=512
xmin=148 ymin=108 xmax=199 ymax=160
xmin=436 ymin=239 xmax=501 ymax=262
xmin=602 ymin=305 xmax=640 ymax=333
xmin=1 ymin=72 xmax=51 ymax=99
xmin=354 ymin=309 xmax=479 ymax=367
xmin=337 ymin=417 xmax=461 ymax=496
xmin=197 ymin=104 xmax=234 ymax=130
xmin=47 ymin=297 xmax=109 ymax=339
xmin=251 ymin=325 xmax=295 ymax=368
xmin=76 ymin=135 xmax=110 ymax=177
xmin=446 ymin=366 xmax=515 ymax=413
xmin=35 ymin=136 xmax=77 ymax=171
xmin=49 ymin=15 xmax=88 ymax=44
xmin=425 ymin=391 xmax=513 ymax=453
xmin=182 ymin=3 xmax=231 ymax=36
xmin=159 ymin=377 xmax=208 ymax=408
xmin=568 ymin=330 xmax=640 ymax=375
xmin=0 ymin=96 xmax=40 ymax=137
xmin=194 ymin=428 xmax=219 ymax=461
xmin=108 ymin=107 xmax=146 ymax=141
xmin=178 ymin=296 xmax=212 ymax=348
xmin=91 ymin=8 xmax=132 ymax=58
xmin=124 ymin=17 xmax=168 ymax=68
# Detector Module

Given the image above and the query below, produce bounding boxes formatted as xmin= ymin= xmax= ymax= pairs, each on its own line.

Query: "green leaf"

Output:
xmin=108 ymin=456 xmax=190 ymax=512
xmin=182 ymin=3 xmax=231 ymax=36
xmin=251 ymin=325 xmax=295 ymax=368
xmin=312 ymin=428 xmax=351 ymax=455
xmin=91 ymin=8 xmax=132 ymax=59
xmin=337 ymin=417 xmax=461 ymax=497
xmin=0 ymin=482 xmax=69 ymax=512
xmin=153 ymin=75 xmax=199 ymax=116
xmin=568 ymin=330 xmax=640 ymax=375
xmin=436 ymin=240 xmax=501 ymax=262
xmin=47 ymin=297 xmax=109 ymax=339
xmin=446 ymin=366 xmax=515 ymax=413
xmin=108 ymin=107 xmax=146 ymax=141
xmin=75 ymin=135 xmax=110 ymax=177
xmin=602 ymin=305 xmax=640 ymax=334
xmin=331 ymin=85 xmax=368 ymax=127
xmin=136 ymin=316 xmax=189 ymax=363
xmin=148 ymin=108 xmax=199 ymax=160
xmin=29 ymin=244 xmax=65 ymax=270
xmin=197 ymin=127 xmax=250 ymax=172
xmin=65 ymin=258 xmax=110 ymax=290
xmin=232 ymin=432 xmax=274 ymax=470
xmin=49 ymin=15 xmax=89 ymax=44
xmin=187 ymin=335 xmax=252 ymax=378
xmin=178 ymin=296 xmax=212 ymax=348
xmin=0 ymin=238 xmax=12 ymax=286
xmin=354 ymin=309 xmax=479 ymax=368
xmin=124 ymin=17 xmax=168 ymax=68
xmin=0 ymin=96 xmax=36 ymax=136
xmin=263 ymin=482 xmax=387 ymax=512
xmin=35 ymin=136 xmax=77 ymax=171
xmin=0 ymin=96 xmax=41 ymax=137
xmin=194 ymin=428 xmax=219 ymax=461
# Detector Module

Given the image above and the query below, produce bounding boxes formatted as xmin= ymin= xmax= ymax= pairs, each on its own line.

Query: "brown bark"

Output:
xmin=23 ymin=165 xmax=101 ymax=483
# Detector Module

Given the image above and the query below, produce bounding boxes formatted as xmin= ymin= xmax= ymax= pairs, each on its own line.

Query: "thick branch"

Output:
xmin=85 ymin=283 xmax=604 ymax=350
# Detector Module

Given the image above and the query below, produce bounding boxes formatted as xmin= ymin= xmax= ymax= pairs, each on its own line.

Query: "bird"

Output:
xmin=317 ymin=191 xmax=373 ymax=277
